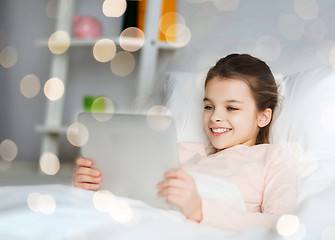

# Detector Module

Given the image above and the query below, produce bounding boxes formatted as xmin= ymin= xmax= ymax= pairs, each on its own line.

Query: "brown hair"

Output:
xmin=205 ymin=53 xmax=278 ymax=144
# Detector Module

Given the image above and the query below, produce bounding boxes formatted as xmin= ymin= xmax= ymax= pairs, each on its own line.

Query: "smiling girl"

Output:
xmin=74 ymin=54 xmax=297 ymax=231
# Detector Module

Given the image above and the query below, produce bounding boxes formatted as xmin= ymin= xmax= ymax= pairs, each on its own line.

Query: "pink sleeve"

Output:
xmin=178 ymin=142 xmax=206 ymax=164
xmin=200 ymin=146 xmax=298 ymax=232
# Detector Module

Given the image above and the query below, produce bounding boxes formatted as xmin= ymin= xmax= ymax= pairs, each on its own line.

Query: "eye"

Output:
xmin=204 ymin=105 xmax=213 ymax=110
xmin=227 ymin=106 xmax=238 ymax=111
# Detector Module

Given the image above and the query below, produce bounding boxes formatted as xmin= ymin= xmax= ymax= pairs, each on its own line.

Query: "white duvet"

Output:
xmin=0 ymin=173 xmax=334 ymax=240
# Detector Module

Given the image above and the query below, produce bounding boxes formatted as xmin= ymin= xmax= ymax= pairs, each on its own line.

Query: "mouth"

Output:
xmin=210 ymin=127 xmax=232 ymax=136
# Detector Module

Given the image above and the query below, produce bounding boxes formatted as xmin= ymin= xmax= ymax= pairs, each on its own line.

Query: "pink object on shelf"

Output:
xmin=73 ymin=15 xmax=103 ymax=39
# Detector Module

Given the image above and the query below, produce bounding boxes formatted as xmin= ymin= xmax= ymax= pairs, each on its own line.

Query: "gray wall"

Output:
xmin=1 ymin=0 xmax=335 ymax=164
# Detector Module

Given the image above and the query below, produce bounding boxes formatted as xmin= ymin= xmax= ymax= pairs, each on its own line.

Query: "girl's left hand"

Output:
xmin=156 ymin=168 xmax=202 ymax=222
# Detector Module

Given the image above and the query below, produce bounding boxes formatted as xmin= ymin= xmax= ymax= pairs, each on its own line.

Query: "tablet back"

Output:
xmin=78 ymin=112 xmax=180 ymax=209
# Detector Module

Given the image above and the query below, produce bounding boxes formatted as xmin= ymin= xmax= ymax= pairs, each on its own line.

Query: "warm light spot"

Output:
xmin=93 ymin=190 xmax=116 ymax=212
xmin=276 ymin=214 xmax=300 ymax=236
xmin=0 ymin=46 xmax=18 ymax=68
xmin=119 ymin=27 xmax=145 ymax=52
xmin=321 ymin=104 xmax=335 ymax=132
xmin=44 ymin=77 xmax=65 ymax=101
xmin=304 ymin=18 xmax=325 ymax=42
xmin=102 ymin=0 xmax=127 ymax=17
xmin=92 ymin=97 xmax=115 ymax=122
xmin=328 ymin=46 xmax=335 ymax=69
xmin=159 ymin=12 xmax=186 ymax=42
xmin=166 ymin=23 xmax=191 ymax=48
xmin=316 ymin=40 xmax=335 ymax=65
xmin=39 ymin=152 xmax=60 ymax=175
xmin=213 ymin=0 xmax=239 ymax=11
xmin=278 ymin=14 xmax=304 ymax=40
xmin=48 ymin=31 xmax=70 ymax=54
xmin=294 ymin=0 xmax=319 ymax=20
xmin=146 ymin=105 xmax=172 ymax=131
xmin=20 ymin=74 xmax=41 ymax=98
xmin=110 ymin=51 xmax=135 ymax=76
xmin=283 ymin=224 xmax=306 ymax=240
xmin=27 ymin=193 xmax=56 ymax=214
xmin=0 ymin=139 xmax=18 ymax=162
xmin=93 ymin=38 xmax=116 ymax=63
xmin=254 ymin=35 xmax=281 ymax=61
xmin=109 ymin=200 xmax=134 ymax=223
xmin=67 ymin=122 xmax=89 ymax=147
xmin=322 ymin=226 xmax=335 ymax=240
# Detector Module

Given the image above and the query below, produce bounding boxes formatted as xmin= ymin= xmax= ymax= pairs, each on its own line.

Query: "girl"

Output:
xmin=73 ymin=54 xmax=297 ymax=231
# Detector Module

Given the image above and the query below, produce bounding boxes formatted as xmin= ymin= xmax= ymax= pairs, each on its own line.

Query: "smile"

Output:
xmin=211 ymin=127 xmax=231 ymax=134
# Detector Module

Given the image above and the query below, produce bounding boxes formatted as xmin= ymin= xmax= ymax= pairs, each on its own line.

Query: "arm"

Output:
xmin=73 ymin=158 xmax=102 ymax=190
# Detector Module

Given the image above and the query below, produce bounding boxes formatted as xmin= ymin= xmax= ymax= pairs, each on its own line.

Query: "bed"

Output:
xmin=1 ymin=66 xmax=335 ymax=239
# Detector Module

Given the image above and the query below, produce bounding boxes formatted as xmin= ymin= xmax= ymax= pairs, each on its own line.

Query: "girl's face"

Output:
xmin=202 ymin=77 xmax=271 ymax=151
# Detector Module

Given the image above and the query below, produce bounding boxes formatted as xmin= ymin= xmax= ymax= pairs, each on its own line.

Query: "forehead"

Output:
xmin=205 ymin=77 xmax=253 ymax=101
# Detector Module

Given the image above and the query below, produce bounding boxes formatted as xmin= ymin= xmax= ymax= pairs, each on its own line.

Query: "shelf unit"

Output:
xmin=36 ymin=0 xmax=177 ymax=163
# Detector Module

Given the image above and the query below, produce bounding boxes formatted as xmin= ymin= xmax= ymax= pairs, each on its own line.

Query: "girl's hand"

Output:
xmin=156 ymin=168 xmax=202 ymax=222
xmin=73 ymin=158 xmax=102 ymax=190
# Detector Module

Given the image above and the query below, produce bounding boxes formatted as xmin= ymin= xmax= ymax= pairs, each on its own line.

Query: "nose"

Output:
xmin=210 ymin=109 xmax=224 ymax=122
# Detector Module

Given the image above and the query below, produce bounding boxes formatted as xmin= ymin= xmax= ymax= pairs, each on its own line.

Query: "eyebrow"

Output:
xmin=203 ymin=97 xmax=244 ymax=104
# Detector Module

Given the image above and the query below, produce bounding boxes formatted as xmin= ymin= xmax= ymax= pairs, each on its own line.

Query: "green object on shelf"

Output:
xmin=84 ymin=96 xmax=106 ymax=112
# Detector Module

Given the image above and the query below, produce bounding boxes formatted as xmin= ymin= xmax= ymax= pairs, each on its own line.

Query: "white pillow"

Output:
xmin=162 ymin=67 xmax=335 ymax=202
xmin=270 ymin=66 xmax=335 ymax=201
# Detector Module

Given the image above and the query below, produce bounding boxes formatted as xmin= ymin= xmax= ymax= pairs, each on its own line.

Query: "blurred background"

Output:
xmin=1 ymin=0 xmax=335 ymax=184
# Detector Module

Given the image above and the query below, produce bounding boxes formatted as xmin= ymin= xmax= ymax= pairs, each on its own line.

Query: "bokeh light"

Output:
xmin=110 ymin=51 xmax=135 ymax=76
xmin=102 ymin=0 xmax=127 ymax=17
xmin=254 ymin=35 xmax=281 ymax=61
xmin=93 ymin=190 xmax=116 ymax=212
xmin=93 ymin=39 xmax=117 ymax=63
xmin=0 ymin=139 xmax=18 ymax=162
xmin=119 ymin=27 xmax=145 ymax=52
xmin=39 ymin=152 xmax=60 ymax=175
xmin=44 ymin=77 xmax=65 ymax=101
xmin=278 ymin=14 xmax=304 ymax=40
xmin=213 ymin=0 xmax=239 ymax=11
xmin=20 ymin=74 xmax=41 ymax=98
xmin=92 ymin=97 xmax=115 ymax=122
xmin=159 ymin=12 xmax=186 ymax=43
xmin=304 ymin=18 xmax=326 ymax=42
xmin=283 ymin=224 xmax=306 ymax=240
xmin=48 ymin=31 xmax=71 ymax=54
xmin=276 ymin=214 xmax=300 ymax=236
xmin=0 ymin=46 xmax=18 ymax=68
xmin=321 ymin=104 xmax=335 ymax=132
xmin=27 ymin=193 xmax=56 ymax=214
xmin=316 ymin=40 xmax=335 ymax=65
xmin=146 ymin=105 xmax=172 ymax=131
xmin=166 ymin=23 xmax=191 ymax=48
xmin=328 ymin=46 xmax=335 ymax=69
xmin=294 ymin=0 xmax=319 ymax=20
xmin=67 ymin=122 xmax=89 ymax=147
xmin=109 ymin=200 xmax=134 ymax=223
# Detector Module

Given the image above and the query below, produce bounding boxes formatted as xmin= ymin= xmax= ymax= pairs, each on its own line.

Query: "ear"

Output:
xmin=257 ymin=108 xmax=272 ymax=128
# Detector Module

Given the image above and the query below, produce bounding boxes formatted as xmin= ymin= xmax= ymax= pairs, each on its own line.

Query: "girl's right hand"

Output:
xmin=73 ymin=158 xmax=102 ymax=190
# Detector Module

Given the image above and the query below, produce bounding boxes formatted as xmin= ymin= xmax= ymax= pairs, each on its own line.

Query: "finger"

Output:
xmin=164 ymin=168 xmax=189 ymax=180
xmin=74 ymin=167 xmax=101 ymax=177
xmin=75 ymin=182 xmax=100 ymax=191
xmin=75 ymin=175 xmax=102 ymax=184
xmin=157 ymin=178 xmax=185 ymax=189
xmin=157 ymin=186 xmax=183 ymax=198
xmin=75 ymin=158 xmax=94 ymax=167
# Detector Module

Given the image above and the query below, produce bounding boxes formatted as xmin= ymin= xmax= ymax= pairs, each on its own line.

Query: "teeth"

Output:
xmin=212 ymin=128 xmax=230 ymax=133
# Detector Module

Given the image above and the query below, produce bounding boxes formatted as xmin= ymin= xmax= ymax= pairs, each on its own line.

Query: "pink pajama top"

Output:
xmin=179 ymin=142 xmax=298 ymax=232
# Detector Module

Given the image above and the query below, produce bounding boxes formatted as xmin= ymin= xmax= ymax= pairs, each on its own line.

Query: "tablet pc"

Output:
xmin=78 ymin=112 xmax=180 ymax=210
